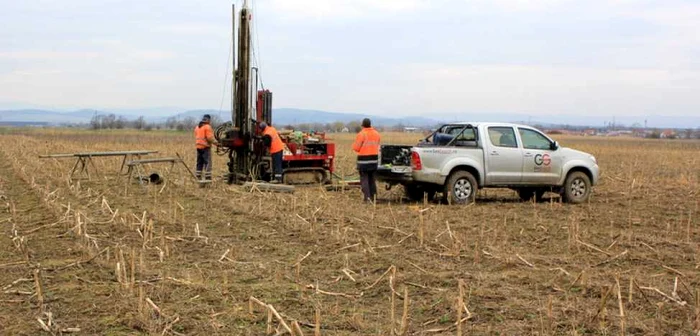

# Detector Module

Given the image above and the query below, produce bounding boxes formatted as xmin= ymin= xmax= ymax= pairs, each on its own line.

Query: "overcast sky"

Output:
xmin=1 ymin=0 xmax=698 ymax=118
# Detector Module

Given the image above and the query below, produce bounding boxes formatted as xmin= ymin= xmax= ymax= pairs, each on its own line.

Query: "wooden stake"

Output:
xmin=315 ymin=306 xmax=321 ymax=336
xmin=138 ymin=284 xmax=144 ymax=315
xmin=34 ymin=269 xmax=44 ymax=310
xmin=130 ymin=248 xmax=136 ymax=290
xmin=390 ymin=275 xmax=396 ymax=334
xmin=400 ymin=286 xmax=410 ymax=335
xmin=115 ymin=260 xmax=121 ymax=284
xmin=118 ymin=248 xmax=127 ymax=289
xmin=616 ymin=276 xmax=625 ymax=335
xmin=266 ymin=309 xmax=273 ymax=335
xmin=456 ymin=279 xmax=464 ymax=336
xmin=628 ymin=275 xmax=634 ymax=304
xmin=418 ymin=211 xmax=424 ymax=247
xmin=547 ymin=295 xmax=553 ymax=334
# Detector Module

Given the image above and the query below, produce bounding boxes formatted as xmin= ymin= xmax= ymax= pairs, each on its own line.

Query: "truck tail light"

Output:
xmin=411 ymin=151 xmax=422 ymax=170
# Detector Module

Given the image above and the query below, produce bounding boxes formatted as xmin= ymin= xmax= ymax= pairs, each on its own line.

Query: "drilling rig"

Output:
xmin=216 ymin=1 xmax=336 ymax=185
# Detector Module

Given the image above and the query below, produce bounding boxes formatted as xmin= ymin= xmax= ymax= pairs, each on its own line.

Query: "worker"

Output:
xmin=259 ymin=122 xmax=284 ymax=183
xmin=194 ymin=114 xmax=218 ymax=181
xmin=352 ymin=118 xmax=381 ymax=202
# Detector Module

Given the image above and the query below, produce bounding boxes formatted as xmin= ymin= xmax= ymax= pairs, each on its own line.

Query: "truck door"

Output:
xmin=484 ymin=126 xmax=523 ymax=184
xmin=517 ymin=127 xmax=562 ymax=184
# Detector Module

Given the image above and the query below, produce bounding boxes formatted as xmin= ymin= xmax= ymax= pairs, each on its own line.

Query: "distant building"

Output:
xmin=403 ymin=127 xmax=418 ymax=133
xmin=660 ymin=130 xmax=677 ymax=139
xmin=341 ymin=127 xmax=349 ymax=133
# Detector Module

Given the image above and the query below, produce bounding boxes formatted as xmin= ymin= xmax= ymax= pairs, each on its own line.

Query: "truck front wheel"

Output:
xmin=561 ymin=171 xmax=591 ymax=204
xmin=444 ymin=171 xmax=477 ymax=205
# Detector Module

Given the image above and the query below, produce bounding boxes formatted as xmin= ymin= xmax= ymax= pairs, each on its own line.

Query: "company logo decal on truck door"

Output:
xmin=534 ymin=153 xmax=551 ymax=172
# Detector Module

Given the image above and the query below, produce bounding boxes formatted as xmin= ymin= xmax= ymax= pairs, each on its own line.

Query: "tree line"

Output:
xmin=89 ymin=114 xmax=425 ymax=133
xmin=89 ymin=114 xmax=225 ymax=131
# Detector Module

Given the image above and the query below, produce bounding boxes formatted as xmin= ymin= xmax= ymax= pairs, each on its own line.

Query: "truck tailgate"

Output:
xmin=377 ymin=145 xmax=413 ymax=182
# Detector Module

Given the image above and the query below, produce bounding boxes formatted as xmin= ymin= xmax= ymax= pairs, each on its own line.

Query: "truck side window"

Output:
xmin=488 ymin=127 xmax=518 ymax=148
xmin=518 ymin=128 xmax=552 ymax=150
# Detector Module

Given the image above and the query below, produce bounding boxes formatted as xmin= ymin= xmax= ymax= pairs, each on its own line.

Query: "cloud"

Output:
xmin=391 ymin=63 xmax=698 ymax=116
xmin=0 ymin=51 xmax=100 ymax=60
xmin=1 ymin=0 xmax=699 ymax=116
xmin=154 ymin=23 xmax=221 ymax=35
xmin=262 ymin=0 xmax=429 ymax=21
xmin=466 ymin=0 xmax=575 ymax=12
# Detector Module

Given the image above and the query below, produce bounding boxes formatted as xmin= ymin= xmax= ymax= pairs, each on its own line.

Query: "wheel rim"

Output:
xmin=453 ymin=178 xmax=473 ymax=200
xmin=570 ymin=178 xmax=587 ymax=198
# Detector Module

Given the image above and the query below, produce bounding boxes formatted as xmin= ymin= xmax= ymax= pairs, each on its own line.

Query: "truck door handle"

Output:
xmin=490 ymin=151 xmax=499 ymax=156
xmin=524 ymin=153 xmax=533 ymax=157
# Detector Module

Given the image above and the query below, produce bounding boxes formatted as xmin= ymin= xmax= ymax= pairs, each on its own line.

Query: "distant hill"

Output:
xmin=0 ymin=107 xmax=697 ymax=129
xmin=270 ymin=108 xmax=442 ymax=127
xmin=0 ymin=109 xmax=87 ymax=124
xmin=155 ymin=108 xmax=443 ymax=127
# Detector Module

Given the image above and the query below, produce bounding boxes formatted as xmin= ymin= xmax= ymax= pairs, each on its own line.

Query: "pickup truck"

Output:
xmin=377 ymin=122 xmax=600 ymax=204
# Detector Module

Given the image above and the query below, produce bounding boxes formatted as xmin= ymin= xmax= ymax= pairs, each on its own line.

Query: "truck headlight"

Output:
xmin=589 ymin=155 xmax=597 ymax=164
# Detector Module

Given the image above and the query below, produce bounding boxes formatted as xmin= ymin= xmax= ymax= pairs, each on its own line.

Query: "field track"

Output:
xmin=0 ymin=128 xmax=699 ymax=335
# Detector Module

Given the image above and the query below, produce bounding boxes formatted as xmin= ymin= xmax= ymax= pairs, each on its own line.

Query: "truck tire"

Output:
xmin=443 ymin=171 xmax=477 ymax=205
xmin=561 ymin=171 xmax=591 ymax=204
xmin=517 ymin=188 xmax=546 ymax=202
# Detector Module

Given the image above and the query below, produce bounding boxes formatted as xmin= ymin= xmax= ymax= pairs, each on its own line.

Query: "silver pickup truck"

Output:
xmin=377 ymin=122 xmax=600 ymax=204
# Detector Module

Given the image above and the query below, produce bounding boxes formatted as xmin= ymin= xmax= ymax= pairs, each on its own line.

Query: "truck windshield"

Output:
xmin=426 ymin=125 xmax=477 ymax=146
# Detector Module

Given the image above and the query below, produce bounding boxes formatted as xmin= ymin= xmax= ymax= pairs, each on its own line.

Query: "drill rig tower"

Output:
xmin=217 ymin=2 xmax=335 ymax=185
xmin=219 ymin=1 xmax=265 ymax=184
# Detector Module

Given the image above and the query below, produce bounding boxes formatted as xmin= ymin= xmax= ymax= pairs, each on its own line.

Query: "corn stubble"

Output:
xmin=0 ymin=128 xmax=698 ymax=334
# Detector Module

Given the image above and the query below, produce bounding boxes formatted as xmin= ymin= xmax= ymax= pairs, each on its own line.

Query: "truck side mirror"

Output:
xmin=550 ymin=141 xmax=559 ymax=151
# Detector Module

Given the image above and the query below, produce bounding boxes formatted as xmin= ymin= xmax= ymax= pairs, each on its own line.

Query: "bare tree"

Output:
xmin=165 ymin=117 xmax=178 ymax=130
xmin=115 ymin=116 xmax=128 ymax=129
xmin=345 ymin=121 xmax=361 ymax=133
xmin=133 ymin=116 xmax=147 ymax=130
xmin=210 ymin=114 xmax=225 ymax=128
xmin=90 ymin=115 xmax=103 ymax=129
xmin=176 ymin=116 xmax=197 ymax=131
xmin=684 ymin=128 xmax=694 ymax=139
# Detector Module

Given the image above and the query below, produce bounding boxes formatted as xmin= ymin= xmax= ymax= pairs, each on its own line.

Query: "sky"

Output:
xmin=0 ymin=0 xmax=699 ymax=119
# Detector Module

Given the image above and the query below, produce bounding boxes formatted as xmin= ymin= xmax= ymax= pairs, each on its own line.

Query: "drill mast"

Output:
xmin=227 ymin=1 xmax=253 ymax=183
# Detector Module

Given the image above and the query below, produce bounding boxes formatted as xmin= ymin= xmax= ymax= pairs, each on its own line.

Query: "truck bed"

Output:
xmin=377 ymin=145 xmax=413 ymax=183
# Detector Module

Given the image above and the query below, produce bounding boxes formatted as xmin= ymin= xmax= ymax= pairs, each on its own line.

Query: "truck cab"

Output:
xmin=378 ymin=122 xmax=600 ymax=204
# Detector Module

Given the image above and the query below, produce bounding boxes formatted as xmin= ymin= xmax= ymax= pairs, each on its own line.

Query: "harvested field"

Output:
xmin=0 ymin=128 xmax=699 ymax=335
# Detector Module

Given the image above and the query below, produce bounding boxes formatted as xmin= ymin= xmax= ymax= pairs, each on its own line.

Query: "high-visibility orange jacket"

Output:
xmin=263 ymin=126 xmax=284 ymax=154
xmin=353 ymin=127 xmax=380 ymax=157
xmin=195 ymin=123 xmax=215 ymax=149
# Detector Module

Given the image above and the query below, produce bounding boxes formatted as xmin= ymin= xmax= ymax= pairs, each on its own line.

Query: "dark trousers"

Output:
xmin=360 ymin=170 xmax=377 ymax=201
xmin=196 ymin=147 xmax=212 ymax=180
xmin=271 ymin=151 xmax=283 ymax=182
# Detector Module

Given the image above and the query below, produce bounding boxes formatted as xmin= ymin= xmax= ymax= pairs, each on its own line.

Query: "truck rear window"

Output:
xmin=428 ymin=125 xmax=477 ymax=147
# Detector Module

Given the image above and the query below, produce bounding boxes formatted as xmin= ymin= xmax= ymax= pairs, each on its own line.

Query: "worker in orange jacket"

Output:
xmin=259 ymin=122 xmax=284 ymax=183
xmin=194 ymin=114 xmax=218 ymax=181
xmin=352 ymin=118 xmax=381 ymax=202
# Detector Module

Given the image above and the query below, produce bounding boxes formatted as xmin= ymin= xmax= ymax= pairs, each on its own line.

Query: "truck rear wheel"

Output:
xmin=561 ymin=171 xmax=591 ymax=204
xmin=444 ymin=171 xmax=477 ymax=205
